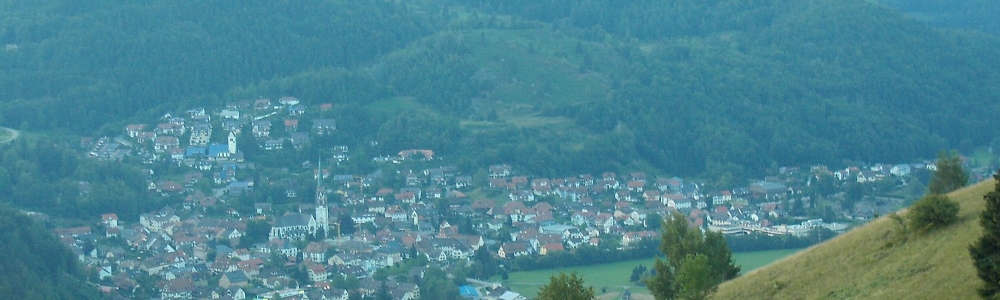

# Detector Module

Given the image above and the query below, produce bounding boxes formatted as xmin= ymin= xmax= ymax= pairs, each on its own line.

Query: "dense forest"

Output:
xmin=2 ymin=0 xmax=1000 ymax=184
xmin=0 ymin=137 xmax=169 ymax=220
xmin=0 ymin=204 xmax=102 ymax=299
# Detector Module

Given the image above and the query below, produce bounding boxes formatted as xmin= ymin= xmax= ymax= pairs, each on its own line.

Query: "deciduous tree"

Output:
xmin=645 ymin=212 xmax=739 ymax=300
xmin=907 ymin=194 xmax=959 ymax=233
xmin=536 ymin=272 xmax=595 ymax=300
xmin=928 ymin=150 xmax=968 ymax=194
xmin=674 ymin=254 xmax=714 ymax=300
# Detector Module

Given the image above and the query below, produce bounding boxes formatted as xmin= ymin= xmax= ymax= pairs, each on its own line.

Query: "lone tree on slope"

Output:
xmin=645 ymin=212 xmax=739 ymax=300
xmin=928 ymin=150 xmax=968 ymax=195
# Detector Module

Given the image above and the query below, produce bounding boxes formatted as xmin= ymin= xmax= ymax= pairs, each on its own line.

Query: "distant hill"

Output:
xmin=0 ymin=205 xmax=102 ymax=299
xmin=189 ymin=0 xmax=1000 ymax=181
xmin=712 ymin=181 xmax=991 ymax=299
xmin=3 ymin=0 xmax=1000 ymax=180
xmin=875 ymin=0 xmax=1000 ymax=35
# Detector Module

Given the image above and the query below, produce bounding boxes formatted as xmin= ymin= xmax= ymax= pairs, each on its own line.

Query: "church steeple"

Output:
xmin=314 ymin=157 xmax=329 ymax=235
xmin=227 ymin=131 xmax=237 ymax=154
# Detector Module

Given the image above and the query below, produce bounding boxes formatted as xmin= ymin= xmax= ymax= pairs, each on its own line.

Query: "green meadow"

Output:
xmin=502 ymin=248 xmax=801 ymax=298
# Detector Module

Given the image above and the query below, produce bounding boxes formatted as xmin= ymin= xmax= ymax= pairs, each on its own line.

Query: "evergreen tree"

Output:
xmin=339 ymin=213 xmax=357 ymax=235
xmin=928 ymin=150 xmax=969 ymax=194
xmin=970 ymin=171 xmax=1000 ymax=299
xmin=376 ymin=281 xmax=392 ymax=300
xmin=237 ymin=123 xmax=260 ymax=159
xmin=471 ymin=247 xmax=498 ymax=278
xmin=645 ymin=212 xmax=739 ymax=300
xmin=536 ymin=272 xmax=595 ymax=300
xmin=418 ymin=268 xmax=460 ymax=300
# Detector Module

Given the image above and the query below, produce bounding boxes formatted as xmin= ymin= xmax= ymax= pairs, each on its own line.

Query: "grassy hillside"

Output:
xmin=713 ymin=180 xmax=991 ymax=299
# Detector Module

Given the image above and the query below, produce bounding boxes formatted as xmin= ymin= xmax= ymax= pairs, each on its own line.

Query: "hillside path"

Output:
xmin=0 ymin=127 xmax=19 ymax=144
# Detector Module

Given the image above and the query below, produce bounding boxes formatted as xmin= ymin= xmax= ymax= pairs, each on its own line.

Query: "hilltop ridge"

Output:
xmin=713 ymin=180 xmax=991 ymax=299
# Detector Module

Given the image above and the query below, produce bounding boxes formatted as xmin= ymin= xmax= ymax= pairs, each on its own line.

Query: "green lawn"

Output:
xmin=502 ymin=249 xmax=802 ymax=298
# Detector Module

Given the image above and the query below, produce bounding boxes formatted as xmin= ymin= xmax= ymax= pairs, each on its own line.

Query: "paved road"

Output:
xmin=0 ymin=127 xmax=19 ymax=144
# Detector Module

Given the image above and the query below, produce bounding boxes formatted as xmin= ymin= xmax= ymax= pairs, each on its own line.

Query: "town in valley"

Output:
xmin=46 ymin=96 xmax=981 ymax=299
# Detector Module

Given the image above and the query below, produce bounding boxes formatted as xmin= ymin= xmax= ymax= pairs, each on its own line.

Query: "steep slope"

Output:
xmin=713 ymin=181 xmax=991 ymax=299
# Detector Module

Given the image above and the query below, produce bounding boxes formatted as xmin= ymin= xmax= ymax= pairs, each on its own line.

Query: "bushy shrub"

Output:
xmin=908 ymin=194 xmax=960 ymax=233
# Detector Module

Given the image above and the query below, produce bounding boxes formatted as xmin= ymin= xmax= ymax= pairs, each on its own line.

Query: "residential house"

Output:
xmin=497 ymin=241 xmax=531 ymax=259
xmin=102 ymin=213 xmax=119 ymax=229
xmin=156 ymin=122 xmax=186 ymax=136
xmin=508 ymin=190 xmax=535 ymax=202
xmin=140 ymin=213 xmax=180 ymax=233
xmin=288 ymin=105 xmax=306 ymax=116
xmin=278 ymin=96 xmax=300 ymax=106
xmin=161 ymin=277 xmax=195 ymax=299
xmin=539 ymin=243 xmax=565 ymax=256
xmin=595 ymin=213 xmax=615 ymax=233
xmin=125 ymin=124 xmax=146 ymax=138
xmin=263 ymin=139 xmax=284 ymax=150
xmin=571 ymin=210 xmax=595 ymax=227
xmin=252 ymin=120 xmax=272 ymax=138
xmin=220 ymin=110 xmax=241 ymax=120
xmin=220 ymin=270 xmax=250 ymax=288
xmin=307 ymin=264 xmax=328 ymax=283
xmin=890 ymin=164 xmax=912 ymax=176
xmin=284 ymin=119 xmax=298 ymax=132
xmin=154 ymin=136 xmax=180 ymax=153
xmin=189 ymin=123 xmax=212 ymax=146
xmin=857 ymin=170 xmax=879 ymax=183
xmin=489 ymin=164 xmax=512 ymax=178
xmin=253 ymin=98 xmax=273 ymax=111
xmin=304 ymin=242 xmax=329 ymax=263
xmin=621 ymin=231 xmax=657 ymax=247
xmin=712 ymin=191 xmax=733 ymax=205
xmin=749 ymin=181 xmax=787 ymax=196
xmin=454 ymin=176 xmax=472 ymax=189
xmin=313 ymin=119 xmax=337 ymax=135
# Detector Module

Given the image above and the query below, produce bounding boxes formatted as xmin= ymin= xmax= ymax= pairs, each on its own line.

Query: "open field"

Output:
xmin=503 ymin=249 xmax=801 ymax=298
xmin=713 ymin=181 xmax=993 ymax=299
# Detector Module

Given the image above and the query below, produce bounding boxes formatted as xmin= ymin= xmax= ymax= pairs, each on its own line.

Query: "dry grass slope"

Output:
xmin=713 ymin=180 xmax=992 ymax=300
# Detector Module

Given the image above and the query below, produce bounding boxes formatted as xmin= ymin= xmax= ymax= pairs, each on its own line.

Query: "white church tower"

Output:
xmin=227 ymin=131 xmax=237 ymax=154
xmin=315 ymin=158 xmax=329 ymax=236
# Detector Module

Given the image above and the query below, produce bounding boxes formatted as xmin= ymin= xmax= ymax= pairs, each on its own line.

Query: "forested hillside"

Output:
xmin=2 ymin=0 xmax=1000 ymax=183
xmin=875 ymin=0 xmax=1000 ymax=34
xmin=0 ymin=137 xmax=167 ymax=220
xmin=0 ymin=0 xmax=439 ymax=131
xmin=0 ymin=204 xmax=102 ymax=299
